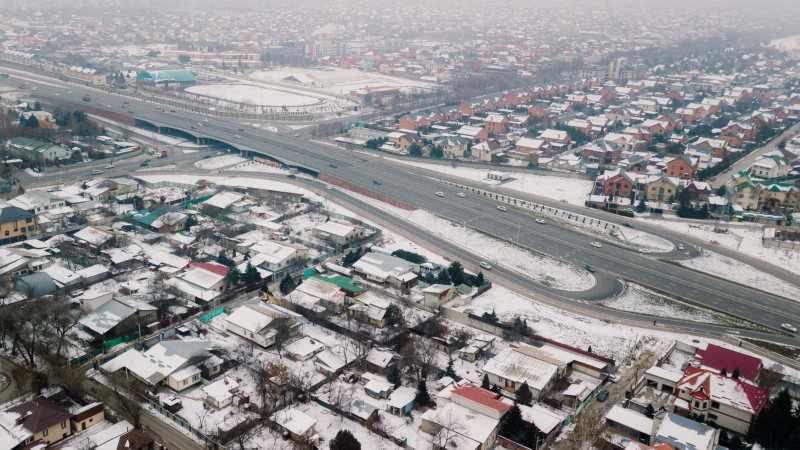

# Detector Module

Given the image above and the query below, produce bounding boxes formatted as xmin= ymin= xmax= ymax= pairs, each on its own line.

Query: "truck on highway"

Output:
xmin=82 ymin=95 xmax=91 ymax=102
xmin=156 ymin=150 xmax=168 ymax=158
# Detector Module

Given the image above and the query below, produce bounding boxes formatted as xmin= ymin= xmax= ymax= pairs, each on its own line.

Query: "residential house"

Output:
xmin=202 ymin=376 xmax=240 ymax=409
xmin=312 ymin=221 xmax=366 ymax=246
xmin=472 ymin=139 xmax=506 ymax=163
xmin=652 ymin=410 xmax=720 ymax=450
xmin=0 ymin=396 xmax=73 ymax=447
xmin=70 ymin=402 xmax=104 ymax=433
xmin=673 ymin=366 xmax=767 ymax=435
xmin=271 ymin=408 xmax=317 ymax=442
xmin=7 ymin=191 xmax=67 ymax=216
xmin=694 ymin=344 xmax=762 ymax=383
xmin=284 ymin=336 xmax=325 ymax=361
xmin=582 ymin=141 xmax=621 ymax=164
xmin=685 ymin=181 xmax=712 ymax=202
xmin=79 ymin=296 xmax=157 ymax=338
xmin=644 ymin=174 xmax=678 ymax=203
xmin=664 ymin=154 xmax=697 ymax=180
xmin=482 ymin=344 xmax=568 ymax=398
xmin=750 ymin=152 xmax=791 ymax=179
xmin=0 ymin=205 xmax=37 ymax=245
xmin=456 ymin=125 xmax=489 ymax=142
xmin=435 ymin=136 xmax=470 ymax=158
xmin=421 ymin=284 xmax=455 ymax=310
xmin=351 ymin=252 xmax=417 ymax=290
xmin=387 ymin=131 xmax=421 ymax=149
xmin=540 ymin=129 xmax=570 ymax=147
xmin=101 ymin=339 xmax=212 ymax=390
xmin=348 ymin=291 xmax=391 ymax=327
xmin=73 ymin=225 xmax=115 ymax=249
xmin=225 ymin=301 xmax=304 ymax=347
xmin=421 ymin=400 xmax=500 ymax=450
xmin=483 ymin=113 xmax=509 ymax=134
xmin=170 ymin=263 xmax=229 ymax=303
xmin=387 ymin=386 xmax=416 ymax=415
xmin=600 ymin=169 xmax=636 ymax=199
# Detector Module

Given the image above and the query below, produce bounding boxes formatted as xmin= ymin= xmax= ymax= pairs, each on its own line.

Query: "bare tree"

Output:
xmin=103 ymin=372 xmax=145 ymax=428
xmin=759 ymin=363 xmax=785 ymax=394
xmin=429 ymin=410 xmax=467 ymax=449
xmin=46 ymin=295 xmax=85 ymax=362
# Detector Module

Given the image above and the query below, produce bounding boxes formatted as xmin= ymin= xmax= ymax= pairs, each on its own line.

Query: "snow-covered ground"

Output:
xmin=768 ymin=34 xmax=800 ymax=51
xmin=194 ymin=155 xmax=247 ymax=170
xmin=347 ymin=191 xmax=595 ymax=291
xmin=639 ymin=215 xmax=800 ymax=275
xmin=134 ymin=174 xmax=309 ymax=196
xmin=229 ymin=160 xmax=291 ymax=175
xmin=250 ymin=67 xmax=436 ymax=95
xmin=380 ymin=156 xmax=594 ymax=206
xmin=185 ymin=84 xmax=327 ymax=107
xmin=678 ymin=251 xmax=800 ymax=300
xmin=600 ymin=283 xmax=769 ymax=330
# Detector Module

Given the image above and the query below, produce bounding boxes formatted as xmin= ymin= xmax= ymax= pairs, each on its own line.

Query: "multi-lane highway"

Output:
xmin=6 ymin=69 xmax=800 ymax=337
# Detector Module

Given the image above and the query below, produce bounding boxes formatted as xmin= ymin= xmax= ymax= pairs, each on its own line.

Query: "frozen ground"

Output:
xmin=185 ymin=84 xmax=327 ymax=107
xmin=678 ymin=251 xmax=800 ymax=300
xmin=379 ymin=156 xmax=594 ymax=206
xmin=229 ymin=160 xmax=291 ymax=175
xmin=347 ymin=191 xmax=595 ymax=291
xmin=250 ymin=67 xmax=436 ymax=95
xmin=639 ymin=215 xmax=800 ymax=275
xmin=194 ymin=155 xmax=247 ymax=170
xmin=134 ymin=174 xmax=308 ymax=196
xmin=600 ymin=282 xmax=770 ymax=331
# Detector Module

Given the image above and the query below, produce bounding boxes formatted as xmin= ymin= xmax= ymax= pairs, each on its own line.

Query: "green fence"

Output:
xmin=199 ymin=306 xmax=227 ymax=323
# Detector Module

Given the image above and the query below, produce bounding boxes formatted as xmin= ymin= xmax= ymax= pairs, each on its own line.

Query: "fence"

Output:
xmin=144 ymin=396 xmax=223 ymax=448
xmin=199 ymin=306 xmax=228 ymax=323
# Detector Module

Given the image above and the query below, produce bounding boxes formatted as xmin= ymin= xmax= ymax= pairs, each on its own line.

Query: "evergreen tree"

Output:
xmin=732 ymin=367 xmax=740 ymax=379
xmin=279 ymin=273 xmax=296 ymax=295
xmin=226 ymin=266 xmax=241 ymax=285
xmin=644 ymin=403 xmax=656 ymax=418
xmin=474 ymin=271 xmax=485 ymax=286
xmin=521 ymin=423 xmax=542 ymax=449
xmin=721 ymin=368 xmax=727 ymax=376
xmin=387 ymin=365 xmax=401 ymax=386
xmin=482 ymin=309 xmax=499 ymax=323
xmin=385 ymin=304 xmax=404 ymax=327
xmin=636 ymin=197 xmax=647 ymax=213
xmin=414 ymin=379 xmax=431 ymax=408
xmin=491 ymin=384 xmax=501 ymax=394
xmin=437 ymin=267 xmax=451 ymax=284
xmin=516 ymin=382 xmax=533 ymax=406
xmin=749 ymin=389 xmax=800 ymax=449
xmin=448 ymin=261 xmax=466 ymax=286
xmin=445 ymin=357 xmax=456 ymax=378
xmin=25 ymin=114 xmax=39 ymax=128
xmin=500 ymin=404 xmax=526 ymax=439
xmin=329 ymin=429 xmax=361 ymax=450
xmin=482 ymin=374 xmax=491 ymax=390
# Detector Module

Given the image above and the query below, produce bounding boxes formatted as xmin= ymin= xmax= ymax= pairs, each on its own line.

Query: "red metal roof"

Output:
xmin=451 ymin=386 xmax=511 ymax=413
xmin=189 ymin=261 xmax=229 ymax=276
xmin=678 ymin=366 xmax=767 ymax=415
xmin=697 ymin=344 xmax=761 ymax=381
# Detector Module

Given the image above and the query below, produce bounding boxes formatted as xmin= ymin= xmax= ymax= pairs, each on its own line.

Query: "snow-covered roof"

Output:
xmin=482 ymin=345 xmax=565 ymax=392
xmin=272 ymin=407 xmax=316 ymax=436
xmin=202 ymin=376 xmax=239 ymax=404
xmin=677 ymin=367 xmax=767 ymax=415
xmin=387 ymin=386 xmax=416 ymax=408
xmin=225 ymin=304 xmax=273 ymax=333
xmin=314 ymin=221 xmax=356 ymax=237
xmin=654 ymin=411 xmax=717 ymax=450
xmin=80 ymin=299 xmax=136 ymax=335
xmin=605 ymin=405 xmax=653 ymax=435
xmin=421 ymin=401 xmax=498 ymax=447
xmin=178 ymin=267 xmax=225 ymax=290
xmin=121 ymin=339 xmax=212 ymax=385
xmin=646 ymin=366 xmax=684 ymax=384
xmin=285 ymin=337 xmax=324 ymax=359
xmin=366 ymin=348 xmax=394 ymax=369
xmin=73 ymin=226 xmax=114 ymax=246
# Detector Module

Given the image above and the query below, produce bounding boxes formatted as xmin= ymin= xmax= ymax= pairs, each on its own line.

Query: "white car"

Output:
xmin=234 ymin=135 xmax=241 ymax=139
xmin=435 ymin=192 xmax=445 ymax=197
xmin=457 ymin=192 xmax=466 ymax=197
xmin=608 ymin=374 xmax=621 ymax=383
xmin=497 ymin=205 xmax=508 ymax=212
xmin=638 ymin=248 xmax=651 ymax=254
xmin=105 ymin=164 xmax=113 ymax=169
xmin=590 ymin=241 xmax=602 ymax=248
xmin=326 ymin=185 xmax=334 ymax=190
xmin=479 ymin=261 xmax=492 ymax=270
xmin=677 ymin=244 xmax=684 ymax=250
xmin=535 ymin=219 xmax=546 ymax=224
xmin=781 ymin=323 xmax=797 ymax=333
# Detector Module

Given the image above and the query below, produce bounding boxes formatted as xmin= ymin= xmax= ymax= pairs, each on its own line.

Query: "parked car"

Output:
xmin=479 ymin=261 xmax=492 ymax=270
xmin=105 ymin=164 xmax=113 ymax=169
xmin=535 ymin=219 xmax=546 ymax=224
xmin=585 ymin=264 xmax=596 ymax=273
xmin=287 ymin=174 xmax=296 ymax=179
xmin=590 ymin=241 xmax=602 ymax=248
xmin=609 ymin=374 xmax=621 ymax=383
xmin=596 ymin=390 xmax=609 ymax=402
xmin=238 ymin=128 xmax=244 ymax=131
xmin=622 ymin=222 xmax=634 ymax=228
xmin=457 ymin=192 xmax=466 ymax=197
xmin=234 ymin=135 xmax=241 ymax=139
xmin=638 ymin=248 xmax=651 ymax=254
xmin=329 ymin=164 xmax=337 ymax=168
xmin=326 ymin=185 xmax=334 ymax=190
xmin=678 ymin=244 xmax=684 ymax=250
xmin=435 ymin=192 xmax=445 ymax=197
xmin=91 ymin=169 xmax=102 ymax=175
xmin=497 ymin=205 xmax=508 ymax=212
xmin=781 ymin=323 xmax=797 ymax=333
xmin=373 ymin=180 xmax=381 ymax=185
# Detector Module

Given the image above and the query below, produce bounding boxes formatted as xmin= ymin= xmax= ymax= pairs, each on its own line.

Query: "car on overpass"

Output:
xmin=781 ymin=323 xmax=797 ymax=333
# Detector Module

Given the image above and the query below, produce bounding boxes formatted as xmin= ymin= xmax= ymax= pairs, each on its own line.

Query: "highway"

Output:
xmin=6 ymin=69 xmax=800 ymax=337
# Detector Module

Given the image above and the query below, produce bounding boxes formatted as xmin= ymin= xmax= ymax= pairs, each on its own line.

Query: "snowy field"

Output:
xmin=639 ymin=215 xmax=800 ymax=275
xmin=134 ymin=174 xmax=308 ymax=196
xmin=250 ymin=67 xmax=436 ymax=95
xmin=768 ymin=34 xmax=800 ymax=51
xmin=678 ymin=251 xmax=800 ymax=300
xmin=194 ymin=155 xmax=247 ymax=170
xmin=229 ymin=160 xmax=291 ymax=175
xmin=185 ymin=84 xmax=326 ymax=107
xmin=347 ymin=191 xmax=595 ymax=291
xmin=381 ymin=156 xmax=594 ymax=206
xmin=600 ymin=283 xmax=770 ymax=331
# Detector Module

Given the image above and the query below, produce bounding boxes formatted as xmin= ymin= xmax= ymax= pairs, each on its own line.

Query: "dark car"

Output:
xmin=140 ymin=161 xmax=149 ymax=167
xmin=585 ymin=264 xmax=596 ymax=273
xmin=622 ymin=222 xmax=634 ymax=228
xmin=287 ymin=174 xmax=296 ymax=179
xmin=373 ymin=180 xmax=381 ymax=185
xmin=596 ymin=389 xmax=609 ymax=402
xmin=203 ymin=155 xmax=211 ymax=159
xmin=329 ymin=164 xmax=337 ymax=168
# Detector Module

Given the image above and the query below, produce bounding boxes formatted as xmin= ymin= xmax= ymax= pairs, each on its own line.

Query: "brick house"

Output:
xmin=484 ymin=113 xmax=509 ymax=134
xmin=664 ymin=154 xmax=696 ymax=180
xmin=601 ymin=170 xmax=636 ymax=199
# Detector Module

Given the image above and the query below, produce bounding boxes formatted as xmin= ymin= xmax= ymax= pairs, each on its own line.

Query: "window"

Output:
xmin=4 ymin=231 xmax=8 ymax=236
xmin=711 ymin=401 xmax=720 ymax=409
xmin=193 ymin=374 xmax=199 ymax=382
xmin=183 ymin=379 xmax=187 ymax=385
xmin=708 ymin=413 xmax=718 ymax=420
xmin=61 ymin=421 xmax=66 ymax=429
xmin=26 ymin=218 xmax=32 ymax=223
xmin=43 ymin=429 xmax=49 ymax=437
